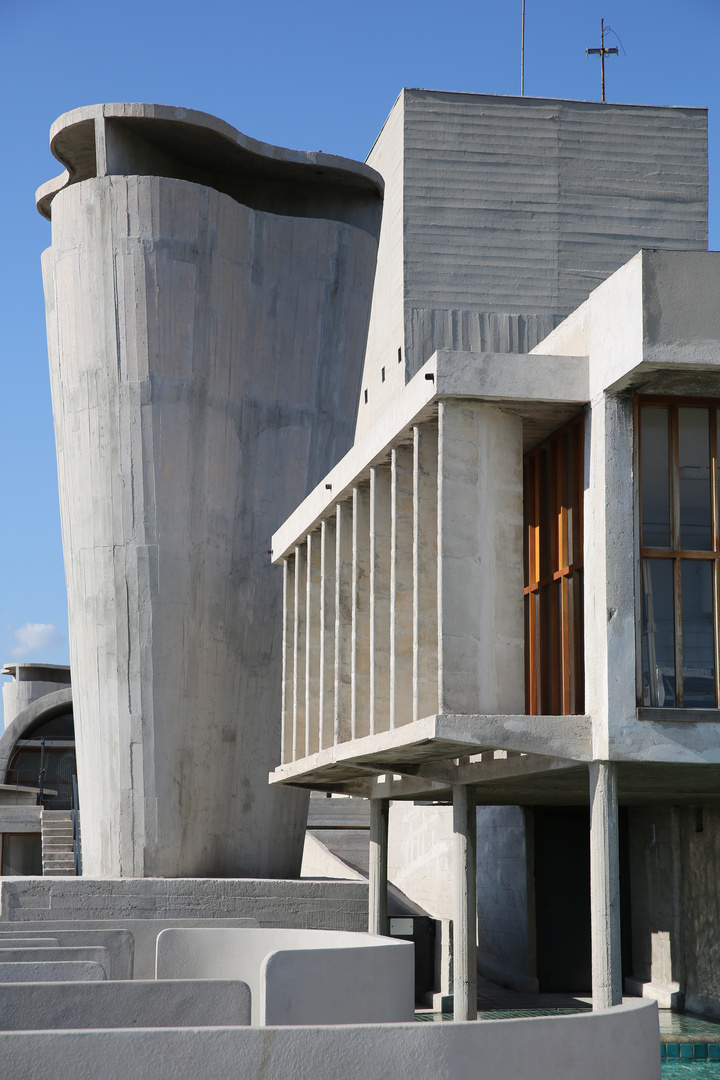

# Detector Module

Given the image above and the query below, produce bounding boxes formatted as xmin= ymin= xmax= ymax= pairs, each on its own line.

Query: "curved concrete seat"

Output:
xmin=0 ymin=999 xmax=660 ymax=1080
xmin=156 ymin=927 xmax=414 ymax=1025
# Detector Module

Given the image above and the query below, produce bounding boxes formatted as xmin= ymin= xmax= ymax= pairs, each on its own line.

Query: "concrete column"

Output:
xmin=281 ymin=557 xmax=295 ymax=765
xmin=306 ymin=532 xmax=322 ymax=757
xmin=369 ymin=797 xmax=389 ymax=936
xmin=352 ymin=484 xmax=371 ymax=741
xmin=370 ymin=465 xmax=391 ymax=735
xmin=391 ymin=445 xmax=414 ymax=728
xmin=589 ymin=760 xmax=622 ymax=1010
xmin=335 ymin=501 xmax=353 ymax=744
xmin=453 ymin=783 xmax=477 ymax=1020
xmin=319 ymin=518 xmax=336 ymax=751
xmin=437 ymin=400 xmax=524 ymax=715
xmin=413 ymin=421 xmax=439 ymax=721
xmin=293 ymin=544 xmax=307 ymax=762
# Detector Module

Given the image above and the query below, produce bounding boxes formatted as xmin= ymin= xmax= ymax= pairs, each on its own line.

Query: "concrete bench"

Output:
xmin=0 ymin=930 xmax=132 ymax=978
xmin=0 ymin=918 xmax=258 ymax=979
xmin=156 ymin=927 xmax=414 ymax=1025
xmin=0 ymin=946 xmax=112 ymax=978
xmin=0 ymin=999 xmax=661 ymax=1080
xmin=0 ymin=979 xmax=250 ymax=1029
xmin=0 ymin=961 xmax=106 ymax=982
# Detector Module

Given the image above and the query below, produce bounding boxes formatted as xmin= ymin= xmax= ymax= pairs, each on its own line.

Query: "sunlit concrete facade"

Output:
xmin=37 ymin=104 xmax=383 ymax=877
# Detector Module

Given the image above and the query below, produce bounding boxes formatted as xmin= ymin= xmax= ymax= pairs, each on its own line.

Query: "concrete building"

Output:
xmin=269 ymin=91 xmax=720 ymax=1021
xmin=4 ymin=91 xmax=718 ymax=1073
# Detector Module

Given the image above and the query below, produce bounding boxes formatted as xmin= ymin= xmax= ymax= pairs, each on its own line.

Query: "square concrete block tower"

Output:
xmin=37 ymin=103 xmax=383 ymax=877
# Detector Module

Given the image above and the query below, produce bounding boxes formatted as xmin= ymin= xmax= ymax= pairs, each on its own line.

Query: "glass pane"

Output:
xmin=681 ymin=560 xmax=715 ymax=708
xmin=642 ymin=559 xmax=675 ymax=707
xmin=1 ymin=834 xmax=42 ymax=876
xmin=679 ymin=408 xmax=712 ymax=551
xmin=640 ymin=408 xmax=670 ymax=548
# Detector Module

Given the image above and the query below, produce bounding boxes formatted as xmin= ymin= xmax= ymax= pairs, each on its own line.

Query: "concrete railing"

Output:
xmin=0 ymin=1000 xmax=660 ymax=1080
xmin=156 ymin=927 xmax=414 ymax=1025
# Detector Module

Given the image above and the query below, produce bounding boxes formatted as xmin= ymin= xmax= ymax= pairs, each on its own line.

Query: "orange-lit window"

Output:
xmin=524 ymin=415 xmax=584 ymax=716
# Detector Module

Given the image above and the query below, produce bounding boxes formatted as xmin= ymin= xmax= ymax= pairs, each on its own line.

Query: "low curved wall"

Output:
xmin=0 ymin=1000 xmax=660 ymax=1080
xmin=156 ymin=927 xmax=414 ymax=1025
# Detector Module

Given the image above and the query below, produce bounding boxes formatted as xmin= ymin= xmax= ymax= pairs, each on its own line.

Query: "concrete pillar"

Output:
xmin=369 ymin=797 xmax=389 ymax=936
xmin=413 ymin=421 xmax=438 ymax=721
xmin=319 ymin=518 xmax=336 ymax=751
xmin=335 ymin=501 xmax=353 ymax=744
xmin=589 ymin=761 xmax=622 ymax=1010
xmin=40 ymin=105 xmax=382 ymax=877
xmin=391 ymin=446 xmax=414 ymax=728
xmin=352 ymin=484 xmax=371 ymax=741
xmin=281 ymin=558 xmax=295 ymax=765
xmin=293 ymin=544 xmax=307 ymax=762
xmin=453 ymin=783 xmax=477 ymax=1020
xmin=370 ymin=465 xmax=391 ymax=735
xmin=437 ymin=400 xmax=524 ymax=715
xmin=1 ymin=665 xmax=72 ymax=730
xmin=305 ymin=532 xmax=322 ymax=757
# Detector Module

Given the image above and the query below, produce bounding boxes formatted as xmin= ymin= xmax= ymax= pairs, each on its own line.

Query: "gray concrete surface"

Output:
xmin=0 ymin=663 xmax=71 ymax=730
xmin=155 ymin=927 xmax=414 ymax=1026
xmin=0 ymin=979 xmax=250 ymax=1029
xmin=0 ymin=1000 xmax=660 ymax=1080
xmin=0 ymin=929 xmax=133 ymax=980
xmin=358 ymin=90 xmax=707 ymax=436
xmin=38 ymin=103 xmax=383 ymax=878
xmin=0 ymin=946 xmax=112 ymax=978
xmin=0 ymin=961 xmax=105 ymax=982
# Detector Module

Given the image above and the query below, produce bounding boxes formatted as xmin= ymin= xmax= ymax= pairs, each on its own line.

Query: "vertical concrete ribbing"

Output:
xmin=589 ymin=761 xmax=622 ymax=1010
xmin=281 ymin=556 xmax=295 ymax=765
xmin=306 ymin=531 xmax=322 ymax=757
xmin=352 ymin=484 xmax=371 ymax=741
xmin=437 ymin=400 xmax=524 ymax=715
xmin=369 ymin=797 xmax=390 ymax=936
xmin=391 ymin=445 xmax=414 ymax=728
xmin=370 ymin=465 xmax=392 ymax=735
xmin=453 ymin=783 xmax=477 ymax=1021
xmin=319 ymin=517 xmax=337 ymax=751
xmin=335 ymin=501 xmax=353 ymax=744
xmin=413 ymin=421 xmax=439 ymax=722
xmin=293 ymin=544 xmax=307 ymax=762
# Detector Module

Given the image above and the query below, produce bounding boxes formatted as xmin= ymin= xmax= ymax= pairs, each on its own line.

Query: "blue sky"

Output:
xmin=1 ymin=0 xmax=718 ymax=701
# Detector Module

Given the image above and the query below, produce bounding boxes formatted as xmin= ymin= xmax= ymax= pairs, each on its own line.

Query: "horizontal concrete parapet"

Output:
xmin=0 ymin=961 xmax=106 ymax=982
xmin=0 ymin=946 xmax=112 ymax=979
xmin=156 ymin=928 xmax=414 ymax=1026
xmin=0 ymin=929 xmax=133 ymax=980
xmin=0 ymin=979 xmax=250 ymax=1030
xmin=0 ymin=878 xmax=368 ymax=929
xmin=0 ymin=1000 xmax=660 ymax=1080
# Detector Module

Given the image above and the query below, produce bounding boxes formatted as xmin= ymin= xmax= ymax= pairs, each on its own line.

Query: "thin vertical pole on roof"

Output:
xmin=521 ymin=0 xmax=526 ymax=95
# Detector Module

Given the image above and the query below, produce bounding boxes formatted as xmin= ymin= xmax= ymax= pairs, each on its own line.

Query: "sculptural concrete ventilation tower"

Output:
xmin=37 ymin=103 xmax=383 ymax=877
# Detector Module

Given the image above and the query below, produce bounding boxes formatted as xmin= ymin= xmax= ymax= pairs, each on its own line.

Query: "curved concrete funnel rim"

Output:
xmin=37 ymin=102 xmax=384 ymax=221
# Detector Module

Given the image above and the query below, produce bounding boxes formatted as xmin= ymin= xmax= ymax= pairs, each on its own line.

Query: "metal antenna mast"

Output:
xmin=586 ymin=18 xmax=618 ymax=102
xmin=521 ymin=0 xmax=526 ymax=95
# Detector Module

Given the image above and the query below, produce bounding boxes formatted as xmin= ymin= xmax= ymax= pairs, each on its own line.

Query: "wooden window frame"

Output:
xmin=524 ymin=413 xmax=585 ymax=716
xmin=636 ymin=394 xmax=720 ymax=709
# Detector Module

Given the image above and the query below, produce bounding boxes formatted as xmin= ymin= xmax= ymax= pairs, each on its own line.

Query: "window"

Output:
xmin=638 ymin=398 xmax=720 ymax=708
xmin=524 ymin=415 xmax=584 ymax=715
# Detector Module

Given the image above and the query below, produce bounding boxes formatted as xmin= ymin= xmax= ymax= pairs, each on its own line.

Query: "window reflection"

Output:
xmin=681 ymin=560 xmax=715 ymax=708
xmin=679 ymin=408 xmax=712 ymax=551
xmin=642 ymin=559 xmax=675 ymax=707
xmin=641 ymin=407 xmax=670 ymax=548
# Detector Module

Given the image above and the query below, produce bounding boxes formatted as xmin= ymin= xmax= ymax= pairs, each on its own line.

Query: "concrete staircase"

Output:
xmin=41 ymin=810 xmax=76 ymax=876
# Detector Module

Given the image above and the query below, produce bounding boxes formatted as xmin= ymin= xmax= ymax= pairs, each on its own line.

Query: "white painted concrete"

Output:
xmin=0 ymin=1000 xmax=661 ymax=1080
xmin=156 ymin=927 xmax=414 ymax=1025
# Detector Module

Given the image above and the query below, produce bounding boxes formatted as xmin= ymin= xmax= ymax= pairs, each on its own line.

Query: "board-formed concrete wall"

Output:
xmin=38 ymin=104 xmax=383 ymax=878
xmin=357 ymin=90 xmax=708 ymax=435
